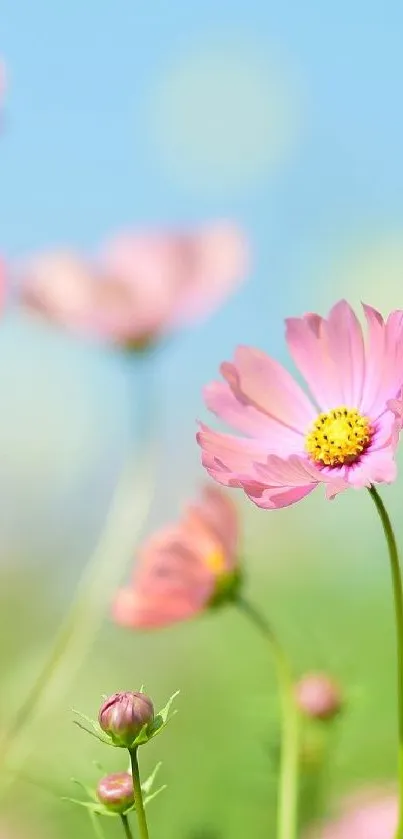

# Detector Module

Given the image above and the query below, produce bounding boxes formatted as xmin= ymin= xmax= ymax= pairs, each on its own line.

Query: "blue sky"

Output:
xmin=2 ymin=0 xmax=403 ymax=560
xmin=2 ymin=2 xmax=403 ymax=295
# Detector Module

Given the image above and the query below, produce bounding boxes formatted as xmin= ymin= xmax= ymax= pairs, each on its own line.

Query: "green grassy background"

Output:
xmin=0 ymin=482 xmax=401 ymax=839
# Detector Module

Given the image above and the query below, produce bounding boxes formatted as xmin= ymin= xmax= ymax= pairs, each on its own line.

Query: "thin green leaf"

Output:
xmin=141 ymin=762 xmax=162 ymax=795
xmin=71 ymin=710 xmax=102 ymax=734
xmin=71 ymin=778 xmax=97 ymax=801
xmin=62 ymin=797 xmax=100 ymax=812
xmin=73 ymin=721 xmax=111 ymax=745
xmin=159 ymin=690 xmax=180 ymax=724
xmin=133 ymin=721 xmax=151 ymax=746
xmin=144 ymin=785 xmax=166 ymax=806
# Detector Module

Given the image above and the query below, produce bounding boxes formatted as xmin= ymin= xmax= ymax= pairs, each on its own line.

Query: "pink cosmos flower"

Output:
xmin=198 ymin=301 xmax=403 ymax=507
xmin=113 ymin=485 xmax=240 ymax=629
xmin=20 ymin=223 xmax=248 ymax=347
xmin=306 ymin=789 xmax=397 ymax=839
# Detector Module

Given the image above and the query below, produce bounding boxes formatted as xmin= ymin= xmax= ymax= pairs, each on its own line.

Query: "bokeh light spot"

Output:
xmin=148 ymin=39 xmax=302 ymax=195
xmin=320 ymin=234 xmax=403 ymax=315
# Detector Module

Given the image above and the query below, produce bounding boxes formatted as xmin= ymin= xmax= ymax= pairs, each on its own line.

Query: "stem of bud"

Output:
xmin=129 ymin=747 xmax=150 ymax=839
xmin=235 ymin=594 xmax=299 ymax=839
xmin=120 ymin=814 xmax=135 ymax=839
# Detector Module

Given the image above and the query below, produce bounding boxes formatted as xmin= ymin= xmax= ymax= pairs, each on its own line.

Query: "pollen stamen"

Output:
xmin=205 ymin=548 xmax=226 ymax=575
xmin=306 ymin=406 xmax=373 ymax=467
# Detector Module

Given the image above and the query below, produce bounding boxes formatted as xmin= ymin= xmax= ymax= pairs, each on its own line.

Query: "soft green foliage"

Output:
xmin=0 ymin=502 xmax=400 ymax=839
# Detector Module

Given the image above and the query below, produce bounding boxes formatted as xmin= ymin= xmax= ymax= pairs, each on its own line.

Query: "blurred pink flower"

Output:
xmin=0 ymin=258 xmax=6 ymax=308
xmin=20 ymin=223 xmax=248 ymax=347
xmin=198 ymin=301 xmax=403 ymax=508
xmin=306 ymin=789 xmax=397 ymax=839
xmin=113 ymin=485 xmax=240 ymax=629
xmin=21 ymin=251 xmax=96 ymax=326
xmin=295 ymin=672 xmax=342 ymax=721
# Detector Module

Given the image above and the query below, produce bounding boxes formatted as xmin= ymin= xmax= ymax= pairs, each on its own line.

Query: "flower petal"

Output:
xmin=241 ymin=454 xmax=318 ymax=507
xmin=184 ymin=485 xmax=239 ymax=567
xmin=370 ymin=412 xmax=397 ymax=450
xmin=253 ymin=454 xmax=320 ymax=486
xmin=287 ymin=302 xmax=365 ymax=411
xmin=359 ymin=304 xmax=386 ymax=415
xmin=21 ymin=251 xmax=96 ymax=325
xmin=383 ymin=310 xmax=403 ymax=404
xmin=346 ymin=448 xmax=398 ymax=489
xmin=113 ymin=586 xmax=206 ymax=629
xmin=253 ymin=453 xmax=350 ymax=503
xmin=285 ymin=313 xmax=338 ymax=411
xmin=325 ymin=300 xmax=365 ymax=406
xmin=221 ymin=345 xmax=316 ymax=433
xmin=242 ymin=480 xmax=316 ymax=509
xmin=115 ymin=525 xmax=215 ymax=629
xmin=388 ymin=395 xmax=403 ymax=422
xmin=197 ymin=423 xmax=268 ymax=487
xmin=168 ymin=222 xmax=249 ymax=325
xmin=361 ymin=306 xmax=403 ymax=417
xmin=204 ymin=380 xmax=304 ymax=451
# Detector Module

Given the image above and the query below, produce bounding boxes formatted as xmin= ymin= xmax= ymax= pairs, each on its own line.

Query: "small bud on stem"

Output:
xmin=99 ymin=692 xmax=154 ymax=748
xmin=96 ymin=772 xmax=134 ymax=813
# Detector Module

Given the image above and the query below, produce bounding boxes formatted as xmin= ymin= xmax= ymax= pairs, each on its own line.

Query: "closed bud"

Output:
xmin=99 ymin=691 xmax=154 ymax=747
xmin=295 ymin=673 xmax=342 ymax=721
xmin=96 ymin=772 xmax=134 ymax=813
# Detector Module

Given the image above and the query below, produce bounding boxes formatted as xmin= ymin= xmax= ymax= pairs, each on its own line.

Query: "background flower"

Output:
xmin=306 ymin=789 xmax=397 ymax=839
xmin=113 ymin=485 xmax=240 ymax=628
xmin=20 ymin=223 xmax=248 ymax=347
xmin=295 ymin=672 xmax=342 ymax=721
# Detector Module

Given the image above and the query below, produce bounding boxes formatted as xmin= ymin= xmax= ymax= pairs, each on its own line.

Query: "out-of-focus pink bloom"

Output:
xmin=0 ymin=258 xmax=6 ymax=309
xmin=295 ymin=673 xmax=342 ymax=721
xmin=113 ymin=485 xmax=240 ymax=629
xmin=306 ymin=789 xmax=397 ymax=839
xmin=21 ymin=251 xmax=96 ymax=326
xmin=101 ymin=222 xmax=248 ymax=339
xmin=198 ymin=301 xmax=403 ymax=508
xmin=20 ymin=223 xmax=248 ymax=347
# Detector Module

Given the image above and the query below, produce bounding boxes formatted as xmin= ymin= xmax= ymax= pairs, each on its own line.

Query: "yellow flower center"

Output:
xmin=305 ymin=406 xmax=373 ymax=467
xmin=205 ymin=547 xmax=227 ymax=575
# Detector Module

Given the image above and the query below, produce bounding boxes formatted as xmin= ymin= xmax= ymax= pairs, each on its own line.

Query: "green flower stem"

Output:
xmin=129 ymin=747 xmax=150 ymax=839
xmin=235 ymin=595 xmax=299 ymax=839
xmin=120 ymin=814 xmax=135 ymax=839
xmin=369 ymin=486 xmax=403 ymax=839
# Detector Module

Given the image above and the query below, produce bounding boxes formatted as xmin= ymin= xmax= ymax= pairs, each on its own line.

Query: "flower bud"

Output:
xmin=295 ymin=673 xmax=342 ymax=721
xmin=96 ymin=772 xmax=134 ymax=813
xmin=99 ymin=691 xmax=155 ymax=747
